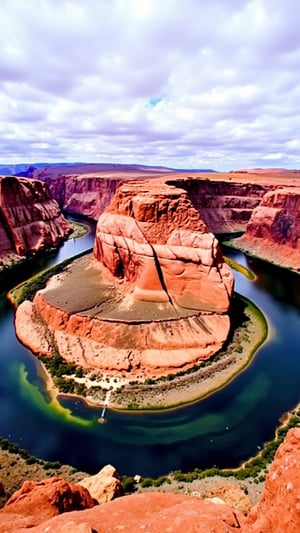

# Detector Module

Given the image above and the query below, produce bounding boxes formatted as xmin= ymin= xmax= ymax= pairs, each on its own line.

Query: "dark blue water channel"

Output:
xmin=0 ymin=221 xmax=300 ymax=477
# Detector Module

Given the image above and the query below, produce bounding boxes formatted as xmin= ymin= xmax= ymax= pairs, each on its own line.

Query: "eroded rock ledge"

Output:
xmin=15 ymin=181 xmax=234 ymax=378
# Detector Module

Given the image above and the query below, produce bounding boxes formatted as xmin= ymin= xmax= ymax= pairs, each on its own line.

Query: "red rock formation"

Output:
xmin=0 ymin=477 xmax=95 ymax=533
xmin=15 ymin=180 xmax=233 ymax=378
xmin=35 ymin=165 xmax=300 ymax=240
xmin=0 ymin=176 xmax=72 ymax=267
xmin=234 ymin=187 xmax=300 ymax=271
xmin=247 ymin=427 xmax=300 ymax=532
xmin=34 ymin=164 xmax=167 ymax=219
xmin=168 ymin=177 xmax=270 ymax=234
xmin=94 ymin=181 xmax=233 ymax=313
xmin=1 ymin=429 xmax=300 ymax=533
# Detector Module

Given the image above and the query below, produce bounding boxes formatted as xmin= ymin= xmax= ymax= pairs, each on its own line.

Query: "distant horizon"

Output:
xmin=1 ymin=160 xmax=300 ymax=175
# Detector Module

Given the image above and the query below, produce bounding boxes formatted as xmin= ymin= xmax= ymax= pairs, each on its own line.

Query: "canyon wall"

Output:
xmin=0 ymin=176 xmax=73 ymax=268
xmin=34 ymin=166 xmax=300 ymax=244
xmin=1 ymin=428 xmax=300 ymax=532
xmin=167 ymin=177 xmax=270 ymax=234
xmin=35 ymin=168 xmax=270 ymax=233
xmin=34 ymin=164 xmax=168 ymax=219
xmin=234 ymin=187 xmax=300 ymax=271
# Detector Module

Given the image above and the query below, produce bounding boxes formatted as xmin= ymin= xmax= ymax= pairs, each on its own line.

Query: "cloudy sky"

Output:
xmin=1 ymin=0 xmax=300 ymax=171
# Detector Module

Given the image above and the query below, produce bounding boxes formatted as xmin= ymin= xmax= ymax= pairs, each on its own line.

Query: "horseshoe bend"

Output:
xmin=14 ymin=179 xmax=265 ymax=406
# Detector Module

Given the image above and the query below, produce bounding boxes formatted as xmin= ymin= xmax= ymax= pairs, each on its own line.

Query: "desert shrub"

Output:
xmin=127 ymin=402 xmax=139 ymax=410
xmin=75 ymin=367 xmax=84 ymax=378
xmin=25 ymin=456 xmax=38 ymax=465
xmin=121 ymin=476 xmax=136 ymax=493
xmin=43 ymin=460 xmax=61 ymax=470
xmin=153 ymin=476 xmax=171 ymax=487
xmin=140 ymin=477 xmax=154 ymax=488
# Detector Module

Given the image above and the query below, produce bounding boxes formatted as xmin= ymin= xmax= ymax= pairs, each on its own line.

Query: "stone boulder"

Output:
xmin=79 ymin=464 xmax=123 ymax=504
xmin=204 ymin=483 xmax=251 ymax=515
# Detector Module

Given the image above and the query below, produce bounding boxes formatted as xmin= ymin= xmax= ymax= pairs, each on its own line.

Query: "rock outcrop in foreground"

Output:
xmin=0 ymin=175 xmax=72 ymax=269
xmin=0 ymin=428 xmax=300 ymax=532
xmin=15 ymin=181 xmax=234 ymax=378
xmin=235 ymin=187 xmax=300 ymax=271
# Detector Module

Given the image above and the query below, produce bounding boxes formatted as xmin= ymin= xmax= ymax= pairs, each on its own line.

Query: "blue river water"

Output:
xmin=0 ymin=220 xmax=300 ymax=477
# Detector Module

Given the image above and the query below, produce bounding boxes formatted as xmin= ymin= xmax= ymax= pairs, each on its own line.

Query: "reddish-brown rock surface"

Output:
xmin=234 ymin=187 xmax=300 ymax=271
xmin=0 ymin=175 xmax=72 ymax=268
xmin=15 ymin=180 xmax=234 ymax=378
xmin=247 ymin=427 xmax=300 ymax=532
xmin=34 ymin=164 xmax=168 ymax=219
xmin=0 ymin=477 xmax=95 ymax=533
xmin=94 ymin=181 xmax=233 ymax=312
xmin=1 ymin=429 xmax=300 ymax=533
xmin=35 ymin=165 xmax=300 ymax=236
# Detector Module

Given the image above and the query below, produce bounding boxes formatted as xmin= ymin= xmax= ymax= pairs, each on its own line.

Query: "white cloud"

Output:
xmin=0 ymin=0 xmax=300 ymax=170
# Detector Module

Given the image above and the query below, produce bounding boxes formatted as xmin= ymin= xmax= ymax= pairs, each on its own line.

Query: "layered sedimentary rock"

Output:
xmin=15 ymin=181 xmax=234 ymax=377
xmin=1 ymin=428 xmax=300 ymax=533
xmin=0 ymin=175 xmax=72 ymax=268
xmin=234 ymin=187 xmax=300 ymax=271
xmin=167 ymin=177 xmax=270 ymax=234
xmin=35 ymin=165 xmax=300 ymax=243
xmin=94 ymin=181 xmax=233 ymax=312
xmin=34 ymin=165 xmax=272 ymax=232
xmin=34 ymin=164 xmax=167 ymax=219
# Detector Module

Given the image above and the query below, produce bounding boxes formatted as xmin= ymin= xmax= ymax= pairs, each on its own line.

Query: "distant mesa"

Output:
xmin=15 ymin=180 xmax=234 ymax=378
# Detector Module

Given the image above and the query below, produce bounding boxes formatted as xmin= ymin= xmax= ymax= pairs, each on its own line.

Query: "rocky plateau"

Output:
xmin=15 ymin=180 xmax=234 ymax=377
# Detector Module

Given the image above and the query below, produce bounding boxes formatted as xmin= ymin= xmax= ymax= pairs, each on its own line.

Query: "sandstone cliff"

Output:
xmin=15 ymin=180 xmax=234 ymax=378
xmin=0 ymin=175 xmax=72 ymax=269
xmin=166 ymin=177 xmax=270 ymax=234
xmin=34 ymin=164 xmax=168 ymax=219
xmin=0 ymin=428 xmax=299 ymax=533
xmin=94 ymin=181 xmax=233 ymax=313
xmin=36 ymin=167 xmax=270 ymax=233
xmin=234 ymin=187 xmax=300 ymax=271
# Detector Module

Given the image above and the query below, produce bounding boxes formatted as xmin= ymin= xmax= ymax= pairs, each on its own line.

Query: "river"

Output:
xmin=0 ymin=220 xmax=300 ymax=477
